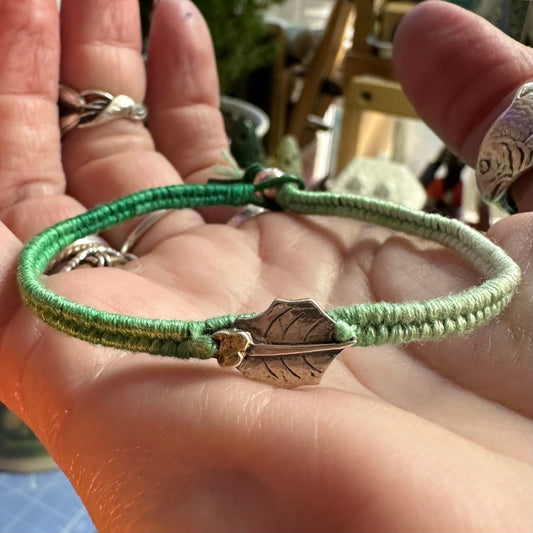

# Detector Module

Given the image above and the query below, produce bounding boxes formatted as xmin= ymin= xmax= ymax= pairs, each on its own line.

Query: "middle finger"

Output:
xmin=59 ymin=0 xmax=201 ymax=246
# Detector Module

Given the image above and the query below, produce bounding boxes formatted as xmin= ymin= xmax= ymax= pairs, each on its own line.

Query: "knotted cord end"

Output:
xmin=209 ymin=164 xmax=305 ymax=210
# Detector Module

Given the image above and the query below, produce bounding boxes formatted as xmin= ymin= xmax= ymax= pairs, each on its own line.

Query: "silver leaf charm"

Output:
xmin=214 ymin=299 xmax=356 ymax=388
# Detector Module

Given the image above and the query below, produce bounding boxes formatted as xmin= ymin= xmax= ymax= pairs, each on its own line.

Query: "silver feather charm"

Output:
xmin=213 ymin=299 xmax=356 ymax=388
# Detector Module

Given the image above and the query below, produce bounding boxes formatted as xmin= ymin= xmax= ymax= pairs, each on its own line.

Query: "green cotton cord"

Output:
xmin=276 ymin=184 xmax=521 ymax=346
xmin=17 ymin=177 xmax=521 ymax=360
xmin=18 ymin=183 xmax=262 ymax=359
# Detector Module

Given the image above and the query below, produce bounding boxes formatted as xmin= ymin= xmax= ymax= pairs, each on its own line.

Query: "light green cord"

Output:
xmin=276 ymin=184 xmax=520 ymax=345
xmin=17 ymin=168 xmax=521 ymax=360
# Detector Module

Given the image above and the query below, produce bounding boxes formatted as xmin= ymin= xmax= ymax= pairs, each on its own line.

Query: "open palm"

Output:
xmin=0 ymin=1 xmax=531 ymax=531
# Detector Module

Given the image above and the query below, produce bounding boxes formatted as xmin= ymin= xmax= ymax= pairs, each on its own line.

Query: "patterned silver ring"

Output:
xmin=476 ymin=82 xmax=533 ymax=213
xmin=58 ymin=85 xmax=147 ymax=136
xmin=46 ymin=235 xmax=136 ymax=274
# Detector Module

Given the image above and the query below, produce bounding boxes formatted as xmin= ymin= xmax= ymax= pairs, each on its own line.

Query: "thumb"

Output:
xmin=393 ymin=1 xmax=532 ymax=169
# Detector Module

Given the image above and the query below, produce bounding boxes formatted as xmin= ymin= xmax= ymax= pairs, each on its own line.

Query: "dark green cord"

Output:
xmin=17 ymin=171 xmax=521 ymax=360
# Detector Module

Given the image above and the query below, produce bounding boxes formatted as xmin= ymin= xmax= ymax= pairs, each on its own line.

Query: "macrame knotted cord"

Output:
xmin=17 ymin=170 xmax=521 ymax=360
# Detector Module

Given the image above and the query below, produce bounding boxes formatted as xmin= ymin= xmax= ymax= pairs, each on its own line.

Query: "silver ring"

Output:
xmin=476 ymin=81 xmax=533 ymax=213
xmin=120 ymin=210 xmax=170 ymax=255
xmin=58 ymin=85 xmax=147 ymax=136
xmin=121 ymin=167 xmax=287 ymax=249
xmin=227 ymin=205 xmax=266 ymax=227
xmin=46 ymin=235 xmax=136 ymax=274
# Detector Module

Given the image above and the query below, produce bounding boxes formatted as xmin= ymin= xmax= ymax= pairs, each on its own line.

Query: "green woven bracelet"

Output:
xmin=17 ymin=165 xmax=521 ymax=387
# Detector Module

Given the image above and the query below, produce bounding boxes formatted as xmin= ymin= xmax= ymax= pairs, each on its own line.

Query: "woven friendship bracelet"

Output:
xmin=17 ymin=165 xmax=521 ymax=387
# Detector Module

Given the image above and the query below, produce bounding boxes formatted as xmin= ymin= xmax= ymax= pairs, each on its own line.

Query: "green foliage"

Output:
xmin=192 ymin=0 xmax=285 ymax=93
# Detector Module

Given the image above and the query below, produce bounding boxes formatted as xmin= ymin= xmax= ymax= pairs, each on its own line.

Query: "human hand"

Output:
xmin=0 ymin=1 xmax=531 ymax=531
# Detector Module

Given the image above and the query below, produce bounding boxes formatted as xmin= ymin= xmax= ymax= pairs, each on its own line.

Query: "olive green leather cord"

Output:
xmin=17 ymin=169 xmax=521 ymax=360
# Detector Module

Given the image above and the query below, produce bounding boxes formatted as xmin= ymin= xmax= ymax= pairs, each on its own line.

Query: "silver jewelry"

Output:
xmin=120 ymin=210 xmax=170 ymax=255
xmin=46 ymin=235 xmax=136 ymax=274
xmin=227 ymin=205 xmax=266 ymax=227
xmin=476 ymin=81 xmax=533 ymax=213
xmin=121 ymin=168 xmax=283 ymax=252
xmin=58 ymin=85 xmax=147 ymax=136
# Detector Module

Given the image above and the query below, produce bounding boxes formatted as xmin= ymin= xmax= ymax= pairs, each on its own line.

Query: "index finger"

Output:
xmin=0 ymin=0 xmax=85 ymax=240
